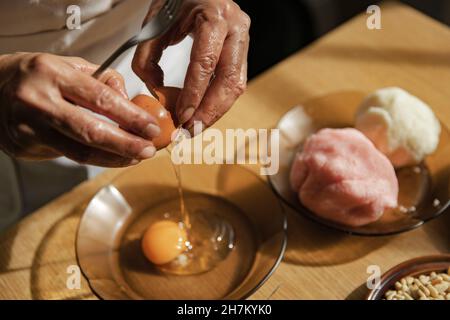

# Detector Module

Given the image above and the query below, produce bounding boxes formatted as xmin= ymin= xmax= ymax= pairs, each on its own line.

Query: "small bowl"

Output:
xmin=366 ymin=254 xmax=450 ymax=300
xmin=76 ymin=155 xmax=287 ymax=300
xmin=268 ymin=91 xmax=450 ymax=236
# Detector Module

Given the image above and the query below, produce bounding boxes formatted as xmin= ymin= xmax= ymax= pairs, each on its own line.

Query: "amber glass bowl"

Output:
xmin=76 ymin=155 xmax=287 ymax=299
xmin=269 ymin=91 xmax=450 ymax=236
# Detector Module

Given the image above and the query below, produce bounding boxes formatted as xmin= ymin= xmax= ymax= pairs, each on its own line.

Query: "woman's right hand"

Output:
xmin=0 ymin=52 xmax=161 ymax=167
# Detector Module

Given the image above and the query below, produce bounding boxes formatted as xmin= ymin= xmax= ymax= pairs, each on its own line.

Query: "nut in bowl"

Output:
xmin=269 ymin=90 xmax=450 ymax=236
xmin=366 ymin=255 xmax=450 ymax=300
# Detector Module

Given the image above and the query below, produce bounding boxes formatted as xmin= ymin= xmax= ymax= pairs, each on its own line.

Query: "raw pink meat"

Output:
xmin=290 ymin=128 xmax=398 ymax=227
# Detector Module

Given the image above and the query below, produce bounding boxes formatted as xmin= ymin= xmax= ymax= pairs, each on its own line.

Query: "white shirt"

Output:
xmin=0 ymin=0 xmax=192 ymax=231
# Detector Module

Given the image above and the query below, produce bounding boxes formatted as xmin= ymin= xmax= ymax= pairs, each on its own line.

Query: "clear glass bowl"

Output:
xmin=76 ymin=155 xmax=287 ymax=299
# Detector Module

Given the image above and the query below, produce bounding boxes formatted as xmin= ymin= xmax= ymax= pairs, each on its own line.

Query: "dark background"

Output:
xmin=235 ymin=0 xmax=450 ymax=79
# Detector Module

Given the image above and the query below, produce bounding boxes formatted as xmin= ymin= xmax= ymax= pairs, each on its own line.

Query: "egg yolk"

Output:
xmin=131 ymin=86 xmax=180 ymax=149
xmin=141 ymin=220 xmax=187 ymax=265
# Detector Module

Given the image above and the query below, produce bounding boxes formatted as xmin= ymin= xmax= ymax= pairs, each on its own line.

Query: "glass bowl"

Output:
xmin=76 ymin=155 xmax=287 ymax=299
xmin=268 ymin=91 xmax=450 ymax=236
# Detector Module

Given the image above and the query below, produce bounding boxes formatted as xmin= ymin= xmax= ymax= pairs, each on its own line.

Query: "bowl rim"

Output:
xmin=268 ymin=176 xmax=450 ymax=237
xmin=365 ymin=254 xmax=450 ymax=300
xmin=75 ymin=161 xmax=288 ymax=300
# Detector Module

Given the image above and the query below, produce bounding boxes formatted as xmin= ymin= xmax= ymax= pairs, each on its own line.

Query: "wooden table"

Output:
xmin=0 ymin=2 xmax=449 ymax=300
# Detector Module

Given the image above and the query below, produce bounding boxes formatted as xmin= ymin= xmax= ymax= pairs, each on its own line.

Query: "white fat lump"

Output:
xmin=355 ymin=87 xmax=441 ymax=167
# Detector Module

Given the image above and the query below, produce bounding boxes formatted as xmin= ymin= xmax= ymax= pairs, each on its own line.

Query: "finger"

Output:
xmin=132 ymin=39 xmax=165 ymax=89
xmin=31 ymin=121 xmax=140 ymax=167
xmin=176 ymin=19 xmax=228 ymax=124
xmin=63 ymin=145 xmax=139 ymax=167
xmin=57 ymin=63 xmax=161 ymax=140
xmin=97 ymin=69 xmax=128 ymax=100
xmin=185 ymin=29 xmax=249 ymax=131
xmin=132 ymin=14 xmax=187 ymax=91
xmin=61 ymin=56 xmax=128 ymax=99
xmin=46 ymin=98 xmax=157 ymax=160
xmin=11 ymin=108 xmax=138 ymax=167
xmin=45 ymin=133 xmax=139 ymax=167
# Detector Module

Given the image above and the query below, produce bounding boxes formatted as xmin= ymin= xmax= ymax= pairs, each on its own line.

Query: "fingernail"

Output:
xmin=130 ymin=159 xmax=140 ymax=165
xmin=179 ymin=107 xmax=196 ymax=124
xmin=139 ymin=145 xmax=156 ymax=159
xmin=144 ymin=123 xmax=161 ymax=138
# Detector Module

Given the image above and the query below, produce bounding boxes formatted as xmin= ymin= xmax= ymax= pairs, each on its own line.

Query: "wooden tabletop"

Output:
xmin=0 ymin=2 xmax=449 ymax=300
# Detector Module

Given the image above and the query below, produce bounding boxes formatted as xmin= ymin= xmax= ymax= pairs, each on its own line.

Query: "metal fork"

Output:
xmin=92 ymin=0 xmax=182 ymax=85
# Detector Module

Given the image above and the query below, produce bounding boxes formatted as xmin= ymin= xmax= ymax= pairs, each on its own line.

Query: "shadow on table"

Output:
xmin=0 ymin=201 xmax=94 ymax=299
xmin=282 ymin=209 xmax=392 ymax=266
xmin=0 ymin=227 xmax=20 ymax=273
xmin=0 ymin=159 xmax=88 ymax=292
xmin=420 ymin=153 xmax=450 ymax=252
xmin=346 ymin=282 xmax=369 ymax=300
xmin=28 ymin=203 xmax=95 ymax=300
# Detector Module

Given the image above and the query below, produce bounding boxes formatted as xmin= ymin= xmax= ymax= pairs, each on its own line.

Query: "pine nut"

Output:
xmin=403 ymin=292 xmax=413 ymax=300
xmin=427 ymin=284 xmax=439 ymax=298
xmin=434 ymin=282 xmax=448 ymax=293
xmin=419 ymin=275 xmax=429 ymax=284
xmin=383 ymin=269 xmax=450 ymax=300
xmin=418 ymin=289 xmax=426 ymax=299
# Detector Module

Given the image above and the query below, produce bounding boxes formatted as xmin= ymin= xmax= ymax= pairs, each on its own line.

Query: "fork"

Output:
xmin=92 ymin=0 xmax=182 ymax=93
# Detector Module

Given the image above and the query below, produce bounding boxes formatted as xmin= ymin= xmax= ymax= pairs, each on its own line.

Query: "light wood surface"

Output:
xmin=0 ymin=2 xmax=449 ymax=300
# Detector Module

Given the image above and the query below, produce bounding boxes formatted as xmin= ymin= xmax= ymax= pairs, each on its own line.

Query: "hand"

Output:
xmin=0 ymin=53 xmax=161 ymax=167
xmin=132 ymin=0 xmax=250 ymax=131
